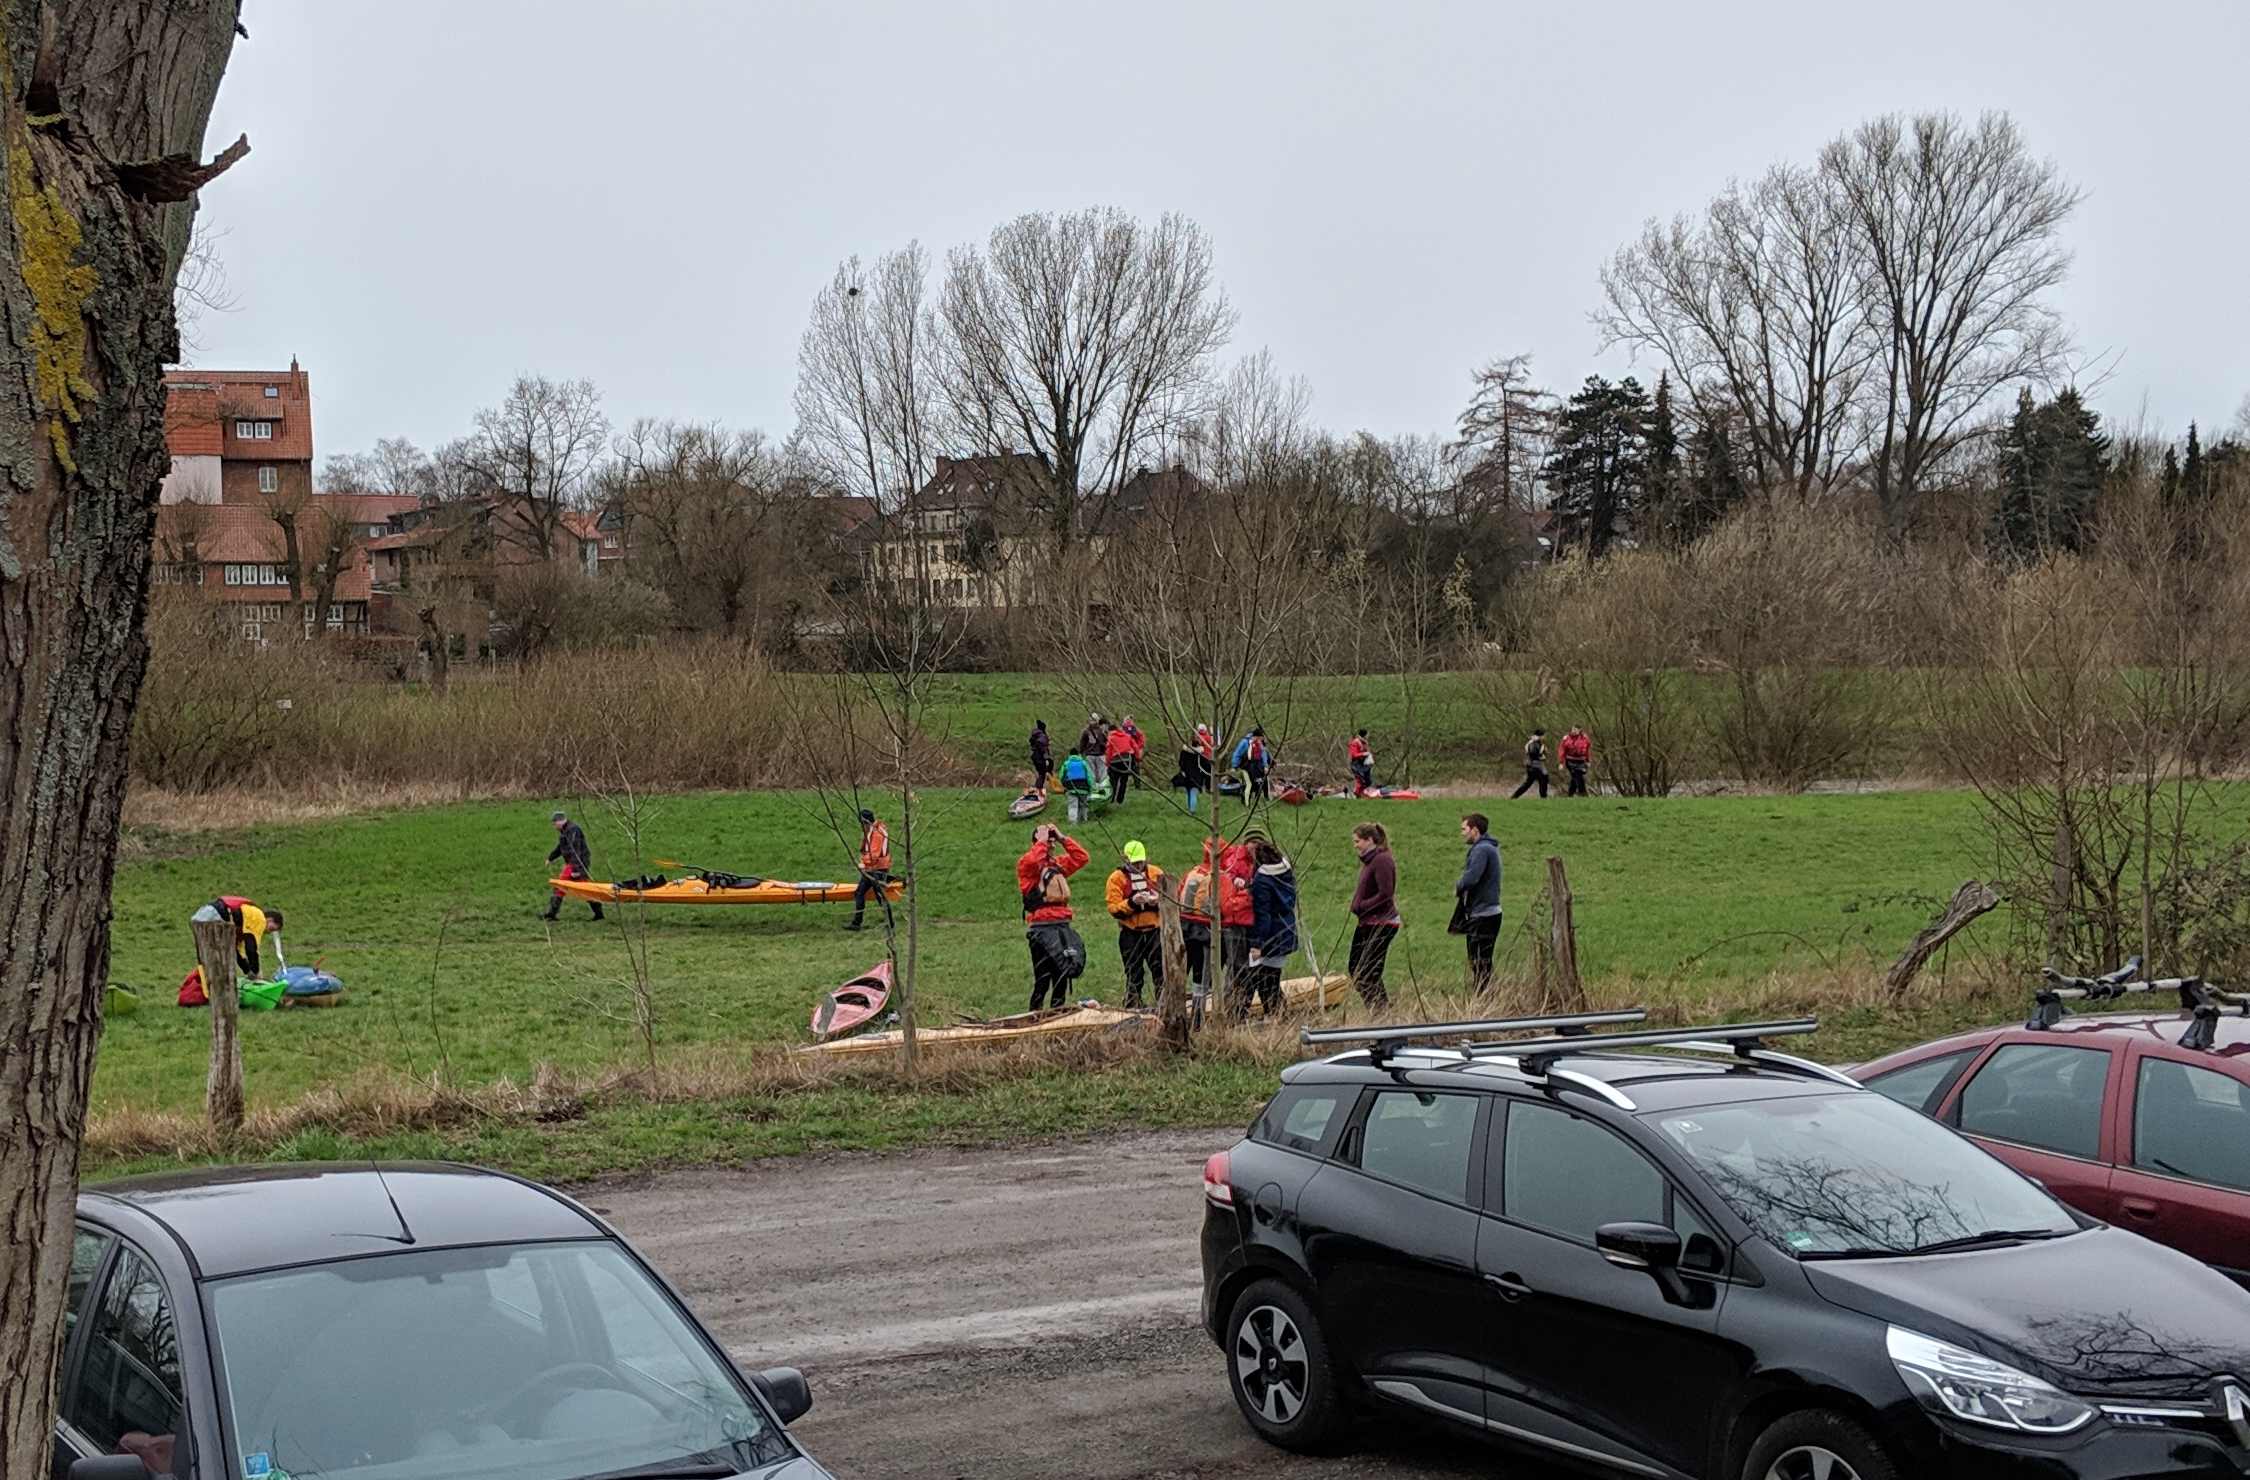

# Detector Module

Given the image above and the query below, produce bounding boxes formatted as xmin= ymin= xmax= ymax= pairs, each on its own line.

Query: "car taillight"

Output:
xmin=1203 ymin=1150 xmax=1234 ymax=1206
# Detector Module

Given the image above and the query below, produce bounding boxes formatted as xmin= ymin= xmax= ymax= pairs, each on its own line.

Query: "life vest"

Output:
xmin=861 ymin=822 xmax=891 ymax=871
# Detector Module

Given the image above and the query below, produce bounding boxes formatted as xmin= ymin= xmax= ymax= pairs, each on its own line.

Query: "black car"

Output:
xmin=1201 ymin=1011 xmax=2250 ymax=1479
xmin=53 ymin=1163 xmax=831 ymax=1480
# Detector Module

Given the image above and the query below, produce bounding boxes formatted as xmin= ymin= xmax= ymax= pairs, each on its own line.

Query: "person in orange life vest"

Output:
xmin=844 ymin=808 xmax=892 ymax=932
xmin=1104 ymin=840 xmax=1167 ymax=1009
xmin=1561 ymin=725 xmax=1593 ymax=797
xmin=1018 ymin=824 xmax=1092 ymax=1011
xmin=1347 ymin=729 xmax=1374 ymax=795
xmin=1178 ymin=856 xmax=1216 ymax=1007
xmin=1104 ymin=720 xmax=1139 ymax=808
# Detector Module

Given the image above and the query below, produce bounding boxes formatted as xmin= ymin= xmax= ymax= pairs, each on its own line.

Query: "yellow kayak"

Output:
xmin=549 ymin=876 xmax=904 ymax=907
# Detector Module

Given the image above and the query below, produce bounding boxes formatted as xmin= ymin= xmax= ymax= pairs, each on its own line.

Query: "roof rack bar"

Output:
xmin=1544 ymin=1068 xmax=1637 ymax=1111
xmin=1300 ymin=1008 xmax=1647 ymax=1055
xmin=1467 ymin=1018 xmax=1820 ymax=1066
xmin=2030 ymin=967 xmax=2246 ymax=1045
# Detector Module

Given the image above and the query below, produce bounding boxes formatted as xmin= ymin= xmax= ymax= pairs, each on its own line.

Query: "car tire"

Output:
xmin=1225 ymin=1278 xmax=1344 ymax=1453
xmin=1742 ymin=1410 xmax=1901 ymax=1480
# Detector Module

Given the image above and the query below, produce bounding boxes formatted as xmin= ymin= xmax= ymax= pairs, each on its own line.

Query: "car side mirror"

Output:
xmin=70 ymin=1458 xmax=153 ymax=1480
xmin=751 ymin=1366 xmax=812 ymax=1425
xmin=1596 ymin=1221 xmax=1682 ymax=1272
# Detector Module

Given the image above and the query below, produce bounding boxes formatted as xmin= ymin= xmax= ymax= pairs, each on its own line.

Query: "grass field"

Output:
xmin=91 ymin=780 xmax=2039 ymax=1180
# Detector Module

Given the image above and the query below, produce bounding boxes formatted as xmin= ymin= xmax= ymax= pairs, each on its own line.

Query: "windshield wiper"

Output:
xmin=570 ymin=1454 xmax=743 ymax=1480
xmin=1906 ymin=1227 xmax=2073 ymax=1256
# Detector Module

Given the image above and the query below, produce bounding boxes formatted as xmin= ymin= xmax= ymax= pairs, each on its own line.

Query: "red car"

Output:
xmin=1853 ymin=996 xmax=2250 ymax=1286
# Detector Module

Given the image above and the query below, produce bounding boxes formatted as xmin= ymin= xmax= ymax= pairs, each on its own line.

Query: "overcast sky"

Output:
xmin=193 ymin=0 xmax=2250 ymax=467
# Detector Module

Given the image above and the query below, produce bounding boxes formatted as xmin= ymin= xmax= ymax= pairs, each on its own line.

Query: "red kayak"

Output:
xmin=811 ymin=960 xmax=893 ymax=1040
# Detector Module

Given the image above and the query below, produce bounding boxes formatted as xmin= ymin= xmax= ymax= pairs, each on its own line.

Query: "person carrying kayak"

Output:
xmin=1561 ymin=724 xmax=1592 ymax=797
xmin=1018 ymin=824 xmax=1092 ymax=1011
xmin=1104 ymin=719 xmax=1139 ymax=808
xmin=844 ymin=808 xmax=892 ymax=932
xmin=1030 ymin=719 xmax=1054 ymax=793
xmin=1346 ymin=822 xmax=1399 ymax=1006
xmin=1104 ymin=840 xmax=1166 ymax=1010
xmin=1347 ymin=729 xmax=1375 ymax=796
xmin=1061 ymin=747 xmax=1093 ymax=823
xmin=543 ymin=810 xmax=604 ymax=921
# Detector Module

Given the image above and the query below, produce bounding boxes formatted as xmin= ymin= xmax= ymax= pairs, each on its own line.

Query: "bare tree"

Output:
xmin=171 ymin=219 xmax=238 ymax=359
xmin=0 ymin=6 xmax=244 ymax=1474
xmin=301 ymin=498 xmax=365 ymax=636
xmin=1598 ymin=163 xmax=1874 ymax=500
xmin=1452 ymin=352 xmax=1551 ymax=511
xmin=795 ymin=246 xmax=940 ymax=515
xmin=462 ymin=374 xmax=610 ymax=560
xmin=1821 ymin=112 xmax=2080 ymax=535
xmin=937 ymin=208 xmax=1235 ymax=545
xmin=323 ymin=433 xmax=433 ymax=503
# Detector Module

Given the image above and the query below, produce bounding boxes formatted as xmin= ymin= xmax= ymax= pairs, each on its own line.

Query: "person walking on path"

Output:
xmin=1561 ymin=725 xmax=1592 ymax=797
xmin=1347 ymin=729 xmax=1375 ymax=796
xmin=1018 ymin=824 xmax=1092 ymax=1011
xmin=1510 ymin=729 xmax=1549 ymax=799
xmin=1454 ymin=813 xmax=1502 ymax=992
xmin=1030 ymin=719 xmax=1053 ymax=793
xmin=1242 ymin=839 xmax=1299 ymax=1018
xmin=1104 ymin=840 xmax=1167 ymax=1010
xmin=1061 ymin=747 xmax=1093 ymax=823
xmin=1104 ymin=719 xmax=1139 ymax=808
xmin=1080 ymin=713 xmax=1111 ymax=790
xmin=844 ymin=808 xmax=892 ymax=932
xmin=1345 ymin=822 xmax=1400 ymax=1007
xmin=543 ymin=810 xmax=604 ymax=921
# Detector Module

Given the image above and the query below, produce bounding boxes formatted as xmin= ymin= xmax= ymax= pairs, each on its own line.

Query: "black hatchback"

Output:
xmin=1200 ymin=1012 xmax=2250 ymax=1479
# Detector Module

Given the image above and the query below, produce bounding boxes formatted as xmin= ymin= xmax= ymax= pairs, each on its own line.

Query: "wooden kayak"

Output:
xmin=793 ymin=1004 xmax=1153 ymax=1056
xmin=549 ymin=875 xmax=904 ymax=906
xmin=812 ymin=960 xmax=893 ymax=1040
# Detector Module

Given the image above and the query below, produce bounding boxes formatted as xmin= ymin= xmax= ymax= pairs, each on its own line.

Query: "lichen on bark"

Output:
xmin=5 ymin=79 xmax=95 ymax=474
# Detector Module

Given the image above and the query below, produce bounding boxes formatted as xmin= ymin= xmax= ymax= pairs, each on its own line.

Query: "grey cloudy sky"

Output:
xmin=194 ymin=0 xmax=2250 ymax=466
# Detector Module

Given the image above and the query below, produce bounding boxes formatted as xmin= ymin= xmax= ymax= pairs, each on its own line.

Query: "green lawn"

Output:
xmin=104 ymin=784 xmax=2002 ymax=1125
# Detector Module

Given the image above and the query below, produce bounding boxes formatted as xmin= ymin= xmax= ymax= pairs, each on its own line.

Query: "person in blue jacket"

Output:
xmin=1060 ymin=747 xmax=1092 ymax=823
xmin=1456 ymin=812 xmax=1503 ymax=993
xmin=1241 ymin=837 xmax=1298 ymax=1018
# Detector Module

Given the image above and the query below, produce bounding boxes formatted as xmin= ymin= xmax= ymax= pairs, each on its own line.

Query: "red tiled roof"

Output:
xmin=323 ymin=492 xmax=423 ymax=523
xmin=155 ymin=504 xmax=373 ymax=603
xmin=561 ymin=512 xmax=602 ymax=542
xmin=163 ymin=366 xmax=314 ymax=462
xmin=164 ymin=385 xmax=224 ymax=457
xmin=365 ymin=526 xmax=449 ymax=553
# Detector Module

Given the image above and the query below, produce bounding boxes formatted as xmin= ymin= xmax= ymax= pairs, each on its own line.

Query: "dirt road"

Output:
xmin=585 ymin=1129 xmax=1532 ymax=1480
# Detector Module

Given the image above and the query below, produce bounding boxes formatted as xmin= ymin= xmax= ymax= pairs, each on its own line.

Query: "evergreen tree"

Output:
xmin=1645 ymin=373 xmax=1681 ymax=537
xmin=2181 ymin=422 xmax=2206 ymax=508
xmin=1678 ymin=416 xmax=1747 ymax=544
xmin=1542 ymin=375 xmax=1650 ymax=557
xmin=2161 ymin=445 xmax=2182 ymax=508
xmin=1988 ymin=387 xmax=2108 ymax=560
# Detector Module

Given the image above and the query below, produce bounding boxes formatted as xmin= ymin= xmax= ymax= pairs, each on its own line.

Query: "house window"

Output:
xmin=242 ymin=622 xmax=261 ymax=641
xmin=234 ymin=419 xmax=273 ymax=440
xmin=258 ymin=466 xmax=278 ymax=494
xmin=223 ymin=564 xmax=238 ymax=585
xmin=262 ymin=385 xmax=279 ymax=398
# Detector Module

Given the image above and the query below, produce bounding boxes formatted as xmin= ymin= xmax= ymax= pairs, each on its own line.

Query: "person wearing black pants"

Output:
xmin=1345 ymin=822 xmax=1399 ymax=1007
xmin=1455 ymin=812 xmax=1503 ymax=994
xmin=1510 ymin=729 xmax=1549 ymax=800
xmin=1105 ymin=841 xmax=1166 ymax=1011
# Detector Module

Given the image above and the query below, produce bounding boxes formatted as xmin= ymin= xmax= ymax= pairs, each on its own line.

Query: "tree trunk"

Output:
xmin=2047 ymin=814 xmax=2074 ymax=968
xmin=192 ymin=916 xmax=243 ymax=1134
xmin=419 ymin=605 xmax=450 ymax=695
xmin=275 ymin=510 xmax=303 ymax=603
xmin=1156 ymin=886 xmax=1190 ymax=1052
xmin=1545 ymin=856 xmax=1584 ymax=1009
xmin=1885 ymin=880 xmax=2001 ymax=997
xmin=0 ymin=9 xmax=242 ymax=1479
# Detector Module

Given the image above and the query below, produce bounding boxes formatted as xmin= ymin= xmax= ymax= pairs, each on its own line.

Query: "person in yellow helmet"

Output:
xmin=1103 ymin=840 xmax=1166 ymax=1010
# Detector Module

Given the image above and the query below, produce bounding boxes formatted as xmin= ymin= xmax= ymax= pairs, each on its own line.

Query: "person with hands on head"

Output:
xmin=1017 ymin=823 xmax=1092 ymax=1012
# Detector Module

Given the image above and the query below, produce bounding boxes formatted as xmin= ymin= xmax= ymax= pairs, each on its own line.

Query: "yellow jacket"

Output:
xmin=1105 ymin=862 xmax=1165 ymax=931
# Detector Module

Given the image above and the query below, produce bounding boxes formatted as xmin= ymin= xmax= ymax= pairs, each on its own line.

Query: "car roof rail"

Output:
xmin=1474 ymin=1018 xmax=1823 ymax=1075
xmin=2030 ymin=961 xmax=2247 ymax=1051
xmin=1301 ymin=1008 xmax=1648 ymax=1065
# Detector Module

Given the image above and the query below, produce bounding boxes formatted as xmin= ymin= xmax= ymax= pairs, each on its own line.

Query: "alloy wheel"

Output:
xmin=1234 ymin=1303 xmax=1309 ymax=1424
xmin=1765 ymin=1447 xmax=1864 ymax=1480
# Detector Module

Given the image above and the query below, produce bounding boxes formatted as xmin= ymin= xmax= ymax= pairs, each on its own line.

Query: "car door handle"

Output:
xmin=2119 ymin=1197 xmax=2161 ymax=1223
xmin=1485 ymin=1272 xmax=1533 ymax=1302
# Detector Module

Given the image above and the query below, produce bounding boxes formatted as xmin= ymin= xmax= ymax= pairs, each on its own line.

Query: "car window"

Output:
xmin=2134 ymin=1058 xmax=2250 ymax=1193
xmin=1862 ymin=1048 xmax=1977 ymax=1115
xmin=1355 ymin=1091 xmax=1478 ymax=1203
xmin=67 ymin=1228 xmax=111 ymax=1339
xmin=1956 ymin=1043 xmax=2110 ymax=1160
xmin=1502 ymin=1102 xmax=1665 ymax=1242
xmin=1251 ymin=1085 xmax=1353 ymax=1158
xmin=65 ymin=1247 xmax=182 ymax=1472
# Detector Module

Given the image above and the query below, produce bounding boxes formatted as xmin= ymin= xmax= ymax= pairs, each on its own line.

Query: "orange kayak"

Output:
xmin=549 ymin=876 xmax=904 ymax=907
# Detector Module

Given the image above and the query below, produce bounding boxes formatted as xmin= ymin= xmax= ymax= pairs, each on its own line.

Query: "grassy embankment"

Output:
xmin=94 ymin=782 xmax=2038 ymax=1181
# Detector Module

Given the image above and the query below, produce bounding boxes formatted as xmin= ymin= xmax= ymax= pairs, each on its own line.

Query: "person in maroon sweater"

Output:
xmin=1346 ymin=822 xmax=1400 ymax=1006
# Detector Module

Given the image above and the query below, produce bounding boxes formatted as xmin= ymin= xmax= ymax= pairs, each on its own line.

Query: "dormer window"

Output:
xmin=262 ymin=385 xmax=278 ymax=398
xmin=235 ymin=420 xmax=273 ymax=440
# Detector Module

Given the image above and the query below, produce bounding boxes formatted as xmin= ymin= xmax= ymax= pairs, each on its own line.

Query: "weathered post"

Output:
xmin=192 ymin=913 xmax=244 ymax=1137
xmin=1546 ymin=855 xmax=1585 ymax=1010
xmin=1157 ymin=887 xmax=1192 ymax=1052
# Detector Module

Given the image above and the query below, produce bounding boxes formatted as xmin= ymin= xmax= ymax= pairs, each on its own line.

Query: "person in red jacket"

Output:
xmin=1347 ymin=729 xmax=1374 ymax=796
xmin=1103 ymin=721 xmax=1138 ymax=808
xmin=1207 ymin=832 xmax=1258 ymax=1013
xmin=1018 ymin=824 xmax=1092 ymax=1011
xmin=1561 ymin=724 xmax=1593 ymax=796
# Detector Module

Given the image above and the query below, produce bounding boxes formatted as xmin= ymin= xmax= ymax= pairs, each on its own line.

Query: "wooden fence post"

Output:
xmin=1156 ymin=888 xmax=1191 ymax=1052
xmin=1545 ymin=856 xmax=1585 ymax=1010
xmin=192 ymin=914 xmax=243 ymax=1138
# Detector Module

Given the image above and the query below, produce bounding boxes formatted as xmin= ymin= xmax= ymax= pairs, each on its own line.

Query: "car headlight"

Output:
xmin=1887 ymin=1325 xmax=2095 ymax=1435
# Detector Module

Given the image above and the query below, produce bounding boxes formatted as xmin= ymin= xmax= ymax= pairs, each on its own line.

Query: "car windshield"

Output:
xmin=206 ymin=1240 xmax=786 ymax=1480
xmin=1655 ymin=1092 xmax=2078 ymax=1257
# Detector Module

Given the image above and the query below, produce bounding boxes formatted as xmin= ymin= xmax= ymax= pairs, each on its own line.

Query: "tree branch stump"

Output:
xmin=1886 ymin=880 xmax=2000 ymax=997
xmin=192 ymin=916 xmax=243 ymax=1136
xmin=1545 ymin=856 xmax=1585 ymax=1010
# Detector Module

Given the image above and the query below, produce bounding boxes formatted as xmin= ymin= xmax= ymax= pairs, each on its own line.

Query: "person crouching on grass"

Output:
xmin=1346 ymin=823 xmax=1399 ymax=1007
xmin=1105 ymin=840 xmax=1166 ymax=1010
xmin=543 ymin=810 xmax=603 ymax=921
xmin=1018 ymin=824 xmax=1091 ymax=1012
